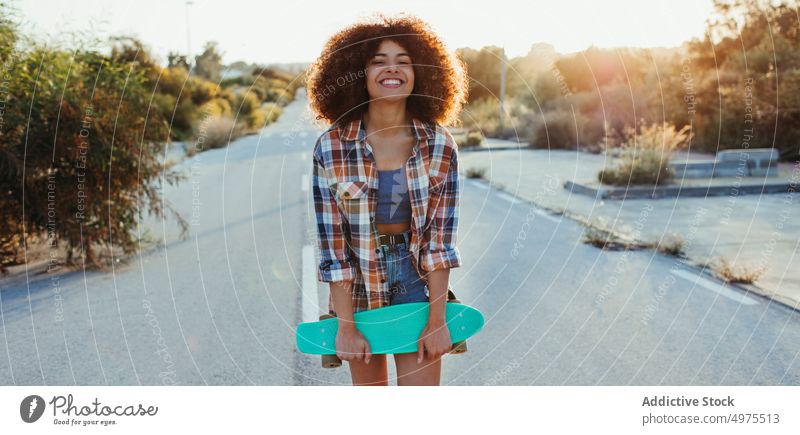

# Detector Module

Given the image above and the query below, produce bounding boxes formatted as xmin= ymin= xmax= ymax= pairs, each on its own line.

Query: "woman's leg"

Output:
xmin=348 ymin=354 xmax=389 ymax=386
xmin=394 ymin=352 xmax=442 ymax=386
xmin=346 ymin=244 xmax=395 ymax=386
xmin=390 ymin=238 xmax=444 ymax=385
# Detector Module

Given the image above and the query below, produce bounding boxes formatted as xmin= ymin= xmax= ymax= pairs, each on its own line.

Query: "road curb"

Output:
xmin=564 ymin=179 xmax=795 ymax=200
xmin=470 ymin=176 xmax=800 ymax=313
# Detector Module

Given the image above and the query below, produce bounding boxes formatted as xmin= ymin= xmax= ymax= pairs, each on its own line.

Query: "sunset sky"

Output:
xmin=13 ymin=0 xmax=716 ymax=64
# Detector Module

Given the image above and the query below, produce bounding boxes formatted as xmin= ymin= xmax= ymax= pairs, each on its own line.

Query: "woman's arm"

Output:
xmin=417 ymin=136 xmax=462 ymax=362
xmin=417 ymin=267 xmax=452 ymax=363
xmin=330 ymin=279 xmax=371 ymax=363
xmin=425 ymin=269 xmax=450 ymax=323
xmin=311 ymin=144 xmax=357 ymax=285
xmin=311 ymin=144 xmax=371 ymax=362
xmin=419 ymin=140 xmax=462 ymax=273
xmin=312 ymin=144 xmax=358 ymax=323
xmin=329 ymin=280 xmax=356 ymax=327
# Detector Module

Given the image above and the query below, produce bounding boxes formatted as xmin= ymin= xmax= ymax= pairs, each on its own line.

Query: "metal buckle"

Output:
xmin=378 ymin=232 xmax=407 ymax=247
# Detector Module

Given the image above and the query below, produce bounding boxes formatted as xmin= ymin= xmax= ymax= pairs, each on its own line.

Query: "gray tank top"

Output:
xmin=375 ymin=166 xmax=412 ymax=224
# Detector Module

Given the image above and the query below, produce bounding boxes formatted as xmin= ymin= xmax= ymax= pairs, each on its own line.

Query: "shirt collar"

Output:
xmin=341 ymin=115 xmax=434 ymax=143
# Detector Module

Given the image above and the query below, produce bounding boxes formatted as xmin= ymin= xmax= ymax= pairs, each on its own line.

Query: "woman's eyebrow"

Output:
xmin=373 ymin=52 xmax=411 ymax=57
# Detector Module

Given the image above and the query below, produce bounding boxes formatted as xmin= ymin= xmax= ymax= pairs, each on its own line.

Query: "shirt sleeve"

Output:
xmin=419 ymin=140 xmax=463 ymax=272
xmin=312 ymin=145 xmax=357 ymax=283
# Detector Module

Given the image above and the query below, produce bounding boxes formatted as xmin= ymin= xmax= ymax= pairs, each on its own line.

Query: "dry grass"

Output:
xmin=598 ymin=122 xmax=692 ymax=186
xmin=710 ymin=257 xmax=767 ymax=284
xmin=580 ymin=217 xmax=637 ymax=251
xmin=465 ymin=167 xmax=487 ymax=179
xmin=654 ymin=233 xmax=685 ymax=256
xmin=192 ymin=115 xmax=244 ymax=153
xmin=581 ymin=225 xmax=633 ymax=250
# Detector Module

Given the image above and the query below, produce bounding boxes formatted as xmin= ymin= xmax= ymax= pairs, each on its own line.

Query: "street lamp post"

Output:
xmin=499 ymin=47 xmax=506 ymax=132
xmin=185 ymin=1 xmax=193 ymax=69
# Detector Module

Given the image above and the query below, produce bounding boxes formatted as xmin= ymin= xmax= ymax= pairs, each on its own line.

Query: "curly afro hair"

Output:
xmin=306 ymin=13 xmax=468 ymax=127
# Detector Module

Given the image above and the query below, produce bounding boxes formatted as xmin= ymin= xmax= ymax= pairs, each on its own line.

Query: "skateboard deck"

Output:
xmin=296 ymin=302 xmax=484 ymax=355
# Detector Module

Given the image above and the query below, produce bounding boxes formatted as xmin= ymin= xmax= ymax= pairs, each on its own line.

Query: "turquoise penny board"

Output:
xmin=296 ymin=302 xmax=484 ymax=355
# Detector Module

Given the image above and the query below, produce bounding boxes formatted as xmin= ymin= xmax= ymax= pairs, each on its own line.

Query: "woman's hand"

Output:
xmin=417 ymin=319 xmax=451 ymax=363
xmin=335 ymin=324 xmax=372 ymax=364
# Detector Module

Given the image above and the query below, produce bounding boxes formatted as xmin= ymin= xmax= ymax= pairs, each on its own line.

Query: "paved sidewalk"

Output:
xmin=460 ymin=141 xmax=800 ymax=309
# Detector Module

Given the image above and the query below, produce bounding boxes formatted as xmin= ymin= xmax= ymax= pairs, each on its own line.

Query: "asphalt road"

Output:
xmin=1 ymin=90 xmax=798 ymax=385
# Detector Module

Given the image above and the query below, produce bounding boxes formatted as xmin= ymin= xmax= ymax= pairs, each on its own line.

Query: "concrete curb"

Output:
xmin=471 ymin=176 xmax=800 ymax=314
xmin=461 ymin=145 xmax=526 ymax=152
xmin=564 ymin=179 xmax=795 ymax=200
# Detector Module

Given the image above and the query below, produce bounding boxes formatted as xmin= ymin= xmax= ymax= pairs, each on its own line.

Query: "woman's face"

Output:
xmin=365 ymin=39 xmax=415 ymax=103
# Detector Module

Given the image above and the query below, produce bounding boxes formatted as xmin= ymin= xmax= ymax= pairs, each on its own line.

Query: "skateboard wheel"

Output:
xmin=451 ymin=340 xmax=468 ymax=354
xmin=322 ymin=353 xmax=342 ymax=368
xmin=318 ymin=314 xmax=341 ymax=368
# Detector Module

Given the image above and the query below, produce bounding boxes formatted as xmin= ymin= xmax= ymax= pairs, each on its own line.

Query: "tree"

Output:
xmin=688 ymin=0 xmax=800 ymax=159
xmin=167 ymin=52 xmax=190 ymax=70
xmin=553 ymin=47 xmax=646 ymax=94
xmin=456 ymin=46 xmax=505 ymax=102
xmin=194 ymin=41 xmax=223 ymax=82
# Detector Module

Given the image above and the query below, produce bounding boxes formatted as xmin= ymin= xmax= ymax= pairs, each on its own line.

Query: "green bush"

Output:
xmin=234 ymin=91 xmax=259 ymax=116
xmin=454 ymin=130 xmax=484 ymax=148
xmin=190 ymin=80 xmax=219 ymax=106
xmin=0 ymin=6 xmax=298 ymax=269
xmin=261 ymin=102 xmax=283 ymax=124
xmin=157 ymin=66 xmax=190 ymax=96
xmin=465 ymin=130 xmax=484 ymax=147
xmin=529 ymin=108 xmax=606 ymax=150
xmin=199 ymin=97 xmax=233 ymax=118
xmin=597 ymin=150 xmax=675 ymax=186
xmin=459 ymin=96 xmax=533 ymax=140
xmin=244 ymin=109 xmax=268 ymax=132
xmin=529 ymin=110 xmax=577 ymax=149
xmin=0 ymin=17 xmax=186 ymax=268
xmin=597 ymin=123 xmax=691 ymax=186
xmin=240 ymin=103 xmax=283 ymax=132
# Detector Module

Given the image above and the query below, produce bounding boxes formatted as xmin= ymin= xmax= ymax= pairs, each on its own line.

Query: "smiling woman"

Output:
xmin=306 ymin=14 xmax=469 ymax=387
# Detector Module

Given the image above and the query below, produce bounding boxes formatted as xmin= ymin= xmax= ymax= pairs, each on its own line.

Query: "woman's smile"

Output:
xmin=379 ymin=78 xmax=404 ymax=88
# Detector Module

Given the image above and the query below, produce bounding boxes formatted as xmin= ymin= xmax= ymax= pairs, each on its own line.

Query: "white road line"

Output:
xmin=301 ymin=245 xmax=319 ymax=323
xmin=469 ymin=179 xmax=488 ymax=189
xmin=534 ymin=209 xmax=562 ymax=224
xmin=497 ymin=192 xmax=519 ymax=204
xmin=672 ymin=269 xmax=759 ymax=306
xmin=301 ymin=174 xmax=309 ymax=192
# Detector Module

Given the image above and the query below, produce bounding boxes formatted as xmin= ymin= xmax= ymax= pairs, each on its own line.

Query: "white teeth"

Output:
xmin=381 ymin=79 xmax=401 ymax=85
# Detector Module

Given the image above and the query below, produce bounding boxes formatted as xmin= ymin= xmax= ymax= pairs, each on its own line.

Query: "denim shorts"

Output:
xmin=380 ymin=230 xmax=430 ymax=306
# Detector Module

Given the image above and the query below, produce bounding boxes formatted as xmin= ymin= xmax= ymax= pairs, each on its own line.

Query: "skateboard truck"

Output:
xmin=318 ymin=314 xmax=343 ymax=368
xmin=318 ymin=293 xmax=468 ymax=369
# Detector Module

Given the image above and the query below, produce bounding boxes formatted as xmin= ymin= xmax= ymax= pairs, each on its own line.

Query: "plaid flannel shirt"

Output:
xmin=312 ymin=116 xmax=462 ymax=315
